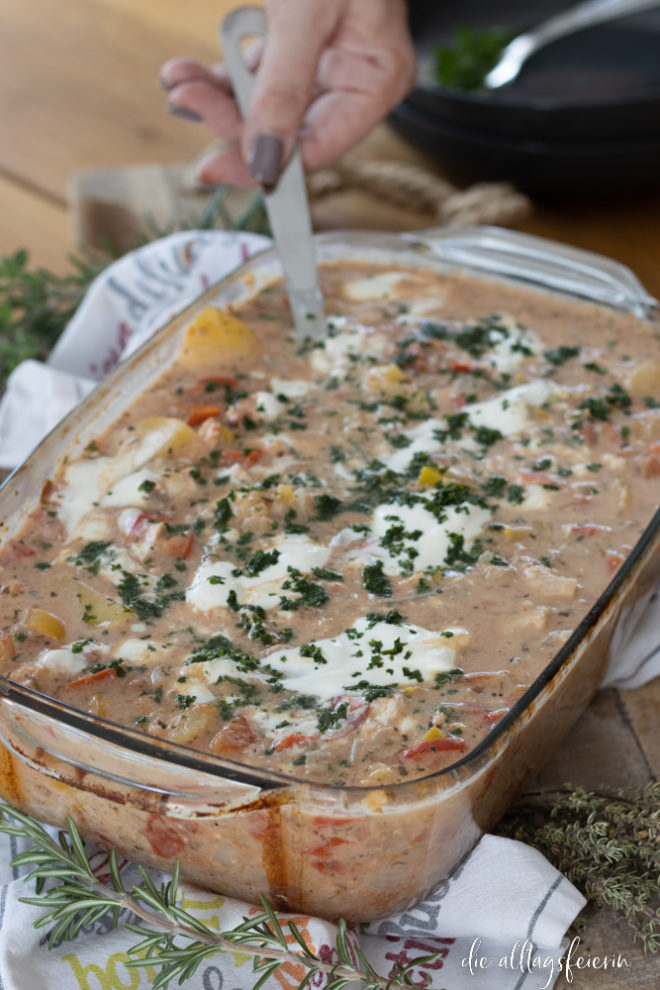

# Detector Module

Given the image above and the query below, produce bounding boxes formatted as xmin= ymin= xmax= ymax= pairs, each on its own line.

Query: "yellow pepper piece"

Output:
xmin=418 ymin=465 xmax=444 ymax=486
xmin=381 ymin=364 xmax=408 ymax=384
xmin=422 ymin=725 xmax=447 ymax=743
xmin=365 ymin=788 xmax=388 ymax=809
xmin=179 ymin=307 xmax=257 ymax=370
xmin=218 ymin=425 xmax=235 ymax=443
xmin=74 ymin=581 xmax=128 ymax=628
xmin=134 ymin=417 xmax=197 ymax=455
xmin=505 ymin=525 xmax=533 ymax=542
xmin=25 ymin=608 xmax=66 ymax=641
xmin=276 ymin=483 xmax=294 ymax=504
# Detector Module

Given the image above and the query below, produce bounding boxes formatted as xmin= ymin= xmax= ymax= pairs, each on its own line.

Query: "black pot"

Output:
xmin=390 ymin=0 xmax=660 ymax=196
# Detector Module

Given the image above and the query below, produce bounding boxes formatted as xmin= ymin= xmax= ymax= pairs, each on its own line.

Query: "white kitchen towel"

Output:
xmin=0 ymin=229 xmax=269 ymax=468
xmin=0 ymin=229 xmax=654 ymax=990
xmin=0 ymin=821 xmax=588 ymax=990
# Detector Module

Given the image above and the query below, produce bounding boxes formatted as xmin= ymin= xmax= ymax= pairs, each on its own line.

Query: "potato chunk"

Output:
xmin=178 ymin=307 xmax=256 ymax=370
xmin=624 ymin=359 xmax=660 ymax=399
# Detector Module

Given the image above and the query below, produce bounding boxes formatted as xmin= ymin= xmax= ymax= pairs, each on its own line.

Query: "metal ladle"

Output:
xmin=221 ymin=6 xmax=325 ymax=342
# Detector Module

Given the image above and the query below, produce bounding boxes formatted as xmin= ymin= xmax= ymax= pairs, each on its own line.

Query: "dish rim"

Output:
xmin=1 ymin=226 xmax=659 ymax=797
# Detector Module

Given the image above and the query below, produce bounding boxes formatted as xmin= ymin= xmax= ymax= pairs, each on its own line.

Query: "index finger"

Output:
xmin=241 ymin=0 xmax=346 ymax=178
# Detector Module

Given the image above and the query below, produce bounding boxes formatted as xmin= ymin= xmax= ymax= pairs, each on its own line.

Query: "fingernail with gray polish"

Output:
xmin=167 ymin=104 xmax=202 ymax=122
xmin=248 ymin=134 xmax=284 ymax=190
xmin=159 ymin=77 xmax=176 ymax=91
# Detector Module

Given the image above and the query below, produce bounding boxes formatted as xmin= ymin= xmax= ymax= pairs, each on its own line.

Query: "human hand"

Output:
xmin=160 ymin=0 xmax=416 ymax=189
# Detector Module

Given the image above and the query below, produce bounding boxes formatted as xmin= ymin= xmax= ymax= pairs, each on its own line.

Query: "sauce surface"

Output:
xmin=1 ymin=262 xmax=659 ymax=786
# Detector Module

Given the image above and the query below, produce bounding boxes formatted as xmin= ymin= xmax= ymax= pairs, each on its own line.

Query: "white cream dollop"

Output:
xmin=263 ymin=617 xmax=467 ymax=700
xmin=186 ymin=534 xmax=331 ymax=612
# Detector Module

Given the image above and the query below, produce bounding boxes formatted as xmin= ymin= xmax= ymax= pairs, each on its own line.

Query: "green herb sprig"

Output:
xmin=0 ymin=249 xmax=111 ymax=386
xmin=0 ymin=804 xmax=443 ymax=990
xmin=0 ymin=188 xmax=270 ymax=394
xmin=0 ymin=782 xmax=658 ymax=990
xmin=496 ymin=782 xmax=660 ymax=953
xmin=434 ymin=25 xmax=515 ymax=91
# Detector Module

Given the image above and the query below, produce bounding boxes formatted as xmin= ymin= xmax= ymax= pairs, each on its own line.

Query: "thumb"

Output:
xmin=242 ymin=0 xmax=345 ymax=188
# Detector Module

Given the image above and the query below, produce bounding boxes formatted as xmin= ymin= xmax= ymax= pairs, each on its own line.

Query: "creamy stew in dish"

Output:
xmin=1 ymin=263 xmax=659 ymax=786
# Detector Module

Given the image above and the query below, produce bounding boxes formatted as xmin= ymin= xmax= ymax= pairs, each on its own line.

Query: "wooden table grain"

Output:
xmin=1 ymin=2 xmax=658 ymax=986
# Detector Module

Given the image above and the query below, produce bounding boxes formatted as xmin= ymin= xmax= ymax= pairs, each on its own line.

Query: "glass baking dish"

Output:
xmin=0 ymin=227 xmax=658 ymax=922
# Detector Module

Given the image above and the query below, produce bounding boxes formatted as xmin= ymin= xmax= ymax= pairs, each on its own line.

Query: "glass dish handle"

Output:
xmin=405 ymin=225 xmax=659 ymax=318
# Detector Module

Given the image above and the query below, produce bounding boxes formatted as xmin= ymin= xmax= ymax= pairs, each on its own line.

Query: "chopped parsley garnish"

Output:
xmin=434 ymin=412 xmax=469 ymax=442
xmin=435 ymin=668 xmax=464 ymax=688
xmin=313 ymin=494 xmax=343 ymax=520
xmin=185 ymin=634 xmax=266 ymax=678
xmin=279 ymin=567 xmax=330 ymax=611
xmin=116 ymin=570 xmax=183 ymax=621
xmin=245 ymin=548 xmax=280 ymax=576
xmin=236 ymin=603 xmax=282 ymax=646
xmin=362 ymin=560 xmax=392 ymax=597
xmin=311 ymin=567 xmax=343 ymax=582
xmin=445 ymin=533 xmax=483 ymax=569
xmin=317 ymin=701 xmax=348 ymax=733
xmin=176 ymin=694 xmax=196 ymax=709
xmin=89 ymin=657 xmax=127 ymax=678
xmin=543 ymin=345 xmax=580 ymax=367
xmin=422 ymin=314 xmax=519 ymax=359
xmin=577 ymin=397 xmax=611 ymax=421
xmin=214 ymin=497 xmax=233 ymax=531
xmin=482 ymin=475 xmax=508 ymax=498
xmin=71 ymin=639 xmax=92 ymax=654
xmin=283 ymin=508 xmax=309 ymax=535
xmin=299 ymin=643 xmax=327 ymax=664
xmin=577 ymin=382 xmax=632 ymax=422
xmin=471 ymin=425 xmax=503 ymax=448
xmin=69 ymin=541 xmax=112 ymax=575
xmin=350 ymin=681 xmax=396 ymax=701
xmin=507 ymin=484 xmax=525 ymax=505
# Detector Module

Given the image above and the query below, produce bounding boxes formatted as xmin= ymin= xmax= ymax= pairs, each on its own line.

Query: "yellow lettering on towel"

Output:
xmin=62 ymin=950 xmax=157 ymax=990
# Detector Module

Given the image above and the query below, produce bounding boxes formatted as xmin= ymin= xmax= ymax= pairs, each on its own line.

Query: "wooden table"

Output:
xmin=1 ymin=2 xmax=658 ymax=986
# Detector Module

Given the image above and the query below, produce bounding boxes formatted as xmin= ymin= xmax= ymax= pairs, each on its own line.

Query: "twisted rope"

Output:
xmin=307 ymin=158 xmax=531 ymax=227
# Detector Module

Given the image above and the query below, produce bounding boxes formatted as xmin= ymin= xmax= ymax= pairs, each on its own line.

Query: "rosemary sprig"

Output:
xmin=0 ymin=783 xmax=657 ymax=988
xmin=496 ymin=782 xmax=660 ymax=953
xmin=0 ymin=803 xmax=437 ymax=990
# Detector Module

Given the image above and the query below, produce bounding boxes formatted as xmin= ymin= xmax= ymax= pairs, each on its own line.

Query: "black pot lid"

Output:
xmin=407 ymin=0 xmax=660 ymax=141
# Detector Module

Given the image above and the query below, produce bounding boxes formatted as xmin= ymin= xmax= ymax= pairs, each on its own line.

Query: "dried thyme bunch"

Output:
xmin=496 ymin=782 xmax=660 ymax=952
